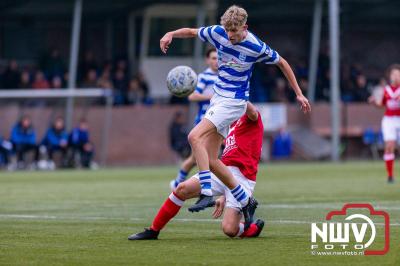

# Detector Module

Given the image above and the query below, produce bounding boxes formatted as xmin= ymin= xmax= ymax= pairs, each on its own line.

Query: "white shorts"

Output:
xmin=381 ymin=116 xmax=400 ymax=141
xmin=193 ymin=166 xmax=256 ymax=210
xmin=204 ymin=94 xmax=247 ymax=138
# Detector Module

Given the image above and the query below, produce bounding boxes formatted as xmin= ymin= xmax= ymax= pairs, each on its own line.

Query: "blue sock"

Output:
xmin=174 ymin=169 xmax=188 ymax=186
xmin=198 ymin=170 xmax=212 ymax=196
xmin=230 ymin=184 xmax=249 ymax=207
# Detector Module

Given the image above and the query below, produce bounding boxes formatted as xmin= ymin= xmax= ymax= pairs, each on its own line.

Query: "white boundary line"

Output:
xmin=0 ymin=214 xmax=399 ymax=227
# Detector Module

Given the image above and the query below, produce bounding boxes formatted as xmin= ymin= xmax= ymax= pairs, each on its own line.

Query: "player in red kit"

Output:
xmin=369 ymin=64 xmax=400 ymax=183
xmin=128 ymin=102 xmax=264 ymax=240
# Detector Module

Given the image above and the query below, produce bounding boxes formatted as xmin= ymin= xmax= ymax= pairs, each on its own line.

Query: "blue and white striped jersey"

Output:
xmin=198 ymin=25 xmax=280 ymax=100
xmin=194 ymin=67 xmax=218 ymax=125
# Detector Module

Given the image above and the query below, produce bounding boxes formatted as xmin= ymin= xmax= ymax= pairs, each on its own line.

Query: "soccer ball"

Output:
xmin=166 ymin=66 xmax=197 ymax=97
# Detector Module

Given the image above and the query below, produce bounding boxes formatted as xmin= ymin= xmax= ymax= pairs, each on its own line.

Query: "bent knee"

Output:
xmin=175 ymin=183 xmax=189 ymax=200
xmin=222 ymin=223 xmax=239 ymax=238
xmin=188 ymin=131 xmax=202 ymax=145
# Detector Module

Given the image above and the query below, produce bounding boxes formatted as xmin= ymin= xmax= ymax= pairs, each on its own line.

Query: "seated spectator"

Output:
xmin=68 ymin=119 xmax=94 ymax=168
xmin=169 ymin=111 xmax=190 ymax=159
xmin=81 ymin=69 xmax=98 ymax=88
xmin=10 ymin=115 xmax=39 ymax=168
xmin=19 ymin=70 xmax=32 ymax=89
xmin=51 ymin=76 xmax=63 ymax=89
xmin=0 ymin=135 xmax=12 ymax=168
xmin=127 ymin=77 xmax=142 ymax=105
xmin=32 ymin=71 xmax=50 ymax=89
xmin=272 ymin=128 xmax=292 ymax=159
xmin=97 ymin=69 xmax=113 ymax=89
xmin=40 ymin=117 xmax=68 ymax=169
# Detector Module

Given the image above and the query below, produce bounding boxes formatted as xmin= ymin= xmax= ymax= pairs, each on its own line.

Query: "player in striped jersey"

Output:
xmin=369 ymin=64 xmax=400 ymax=183
xmin=160 ymin=5 xmax=310 ymax=225
xmin=128 ymin=103 xmax=264 ymax=240
xmin=170 ymin=48 xmax=218 ymax=190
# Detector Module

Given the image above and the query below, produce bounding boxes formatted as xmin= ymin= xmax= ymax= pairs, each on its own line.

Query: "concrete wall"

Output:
xmin=0 ymin=103 xmax=385 ymax=166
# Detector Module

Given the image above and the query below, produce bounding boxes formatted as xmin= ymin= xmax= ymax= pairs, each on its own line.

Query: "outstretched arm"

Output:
xmin=160 ymin=28 xmax=199 ymax=54
xmin=188 ymin=91 xmax=212 ymax=102
xmin=368 ymin=95 xmax=384 ymax=108
xmin=276 ymin=57 xmax=311 ymax=114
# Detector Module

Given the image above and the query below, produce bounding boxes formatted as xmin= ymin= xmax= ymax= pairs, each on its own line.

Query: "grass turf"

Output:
xmin=0 ymin=161 xmax=399 ymax=265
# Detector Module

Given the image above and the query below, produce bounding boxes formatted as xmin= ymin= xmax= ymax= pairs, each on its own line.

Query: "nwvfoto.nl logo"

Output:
xmin=311 ymin=203 xmax=390 ymax=256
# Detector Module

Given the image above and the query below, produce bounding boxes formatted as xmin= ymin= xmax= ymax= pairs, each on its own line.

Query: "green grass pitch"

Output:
xmin=0 ymin=162 xmax=399 ymax=265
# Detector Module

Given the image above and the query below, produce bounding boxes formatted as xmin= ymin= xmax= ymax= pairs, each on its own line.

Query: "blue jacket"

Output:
xmin=272 ymin=132 xmax=292 ymax=158
xmin=42 ymin=127 xmax=68 ymax=147
xmin=69 ymin=128 xmax=89 ymax=146
xmin=10 ymin=123 xmax=36 ymax=145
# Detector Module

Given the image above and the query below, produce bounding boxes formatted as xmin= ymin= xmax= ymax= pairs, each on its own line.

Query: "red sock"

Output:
xmin=150 ymin=192 xmax=184 ymax=232
xmin=384 ymin=153 xmax=395 ymax=178
xmin=240 ymin=223 xmax=259 ymax=238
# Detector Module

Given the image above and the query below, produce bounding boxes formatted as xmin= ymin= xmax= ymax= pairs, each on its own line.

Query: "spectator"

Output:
xmin=40 ymin=117 xmax=68 ymax=169
xmin=81 ymin=69 xmax=98 ymax=88
xmin=3 ymin=60 xmax=20 ymax=89
xmin=68 ymin=119 xmax=94 ymax=168
xmin=97 ymin=69 xmax=113 ymax=89
xmin=32 ymin=71 xmax=50 ymax=89
xmin=272 ymin=128 xmax=292 ymax=159
xmin=352 ymin=74 xmax=370 ymax=102
xmin=51 ymin=76 xmax=63 ymax=89
xmin=79 ymin=51 xmax=98 ymax=81
xmin=19 ymin=70 xmax=32 ymax=89
xmin=169 ymin=111 xmax=190 ymax=158
xmin=115 ymin=58 xmax=129 ymax=76
xmin=137 ymin=72 xmax=151 ymax=103
xmin=10 ymin=115 xmax=39 ymax=168
xmin=42 ymin=48 xmax=65 ymax=79
xmin=0 ymin=135 xmax=12 ymax=167
xmin=113 ymin=69 xmax=128 ymax=105
xmin=272 ymin=78 xmax=289 ymax=103
xmin=127 ymin=77 xmax=142 ymax=105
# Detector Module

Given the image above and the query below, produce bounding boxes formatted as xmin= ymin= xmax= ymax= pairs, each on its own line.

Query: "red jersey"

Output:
xmin=382 ymin=85 xmax=400 ymax=116
xmin=221 ymin=112 xmax=264 ymax=181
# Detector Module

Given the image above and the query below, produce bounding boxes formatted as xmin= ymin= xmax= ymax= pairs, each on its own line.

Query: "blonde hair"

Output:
xmin=220 ymin=5 xmax=248 ymax=29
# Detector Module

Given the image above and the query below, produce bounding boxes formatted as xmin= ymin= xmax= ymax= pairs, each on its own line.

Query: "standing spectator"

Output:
xmin=42 ymin=48 xmax=65 ymax=79
xmin=3 ymin=59 xmax=20 ymax=89
xmin=68 ymin=119 xmax=94 ymax=168
xmin=352 ymin=74 xmax=370 ymax=102
xmin=169 ymin=111 xmax=190 ymax=159
xmin=272 ymin=128 xmax=292 ymax=159
xmin=79 ymin=51 xmax=98 ymax=82
xmin=113 ymin=69 xmax=128 ymax=105
xmin=32 ymin=71 xmax=50 ymax=89
xmin=10 ymin=115 xmax=39 ymax=169
xmin=0 ymin=64 xmax=5 ymax=88
xmin=137 ymin=72 xmax=150 ymax=103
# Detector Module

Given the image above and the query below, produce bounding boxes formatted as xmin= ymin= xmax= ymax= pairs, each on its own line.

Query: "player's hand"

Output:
xmin=160 ymin=32 xmax=173 ymax=54
xmin=296 ymin=94 xmax=311 ymax=114
xmin=368 ymin=95 xmax=376 ymax=104
xmin=212 ymin=196 xmax=225 ymax=219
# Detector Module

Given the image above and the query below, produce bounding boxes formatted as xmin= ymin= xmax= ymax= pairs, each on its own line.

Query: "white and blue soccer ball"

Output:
xmin=166 ymin=66 xmax=197 ymax=97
